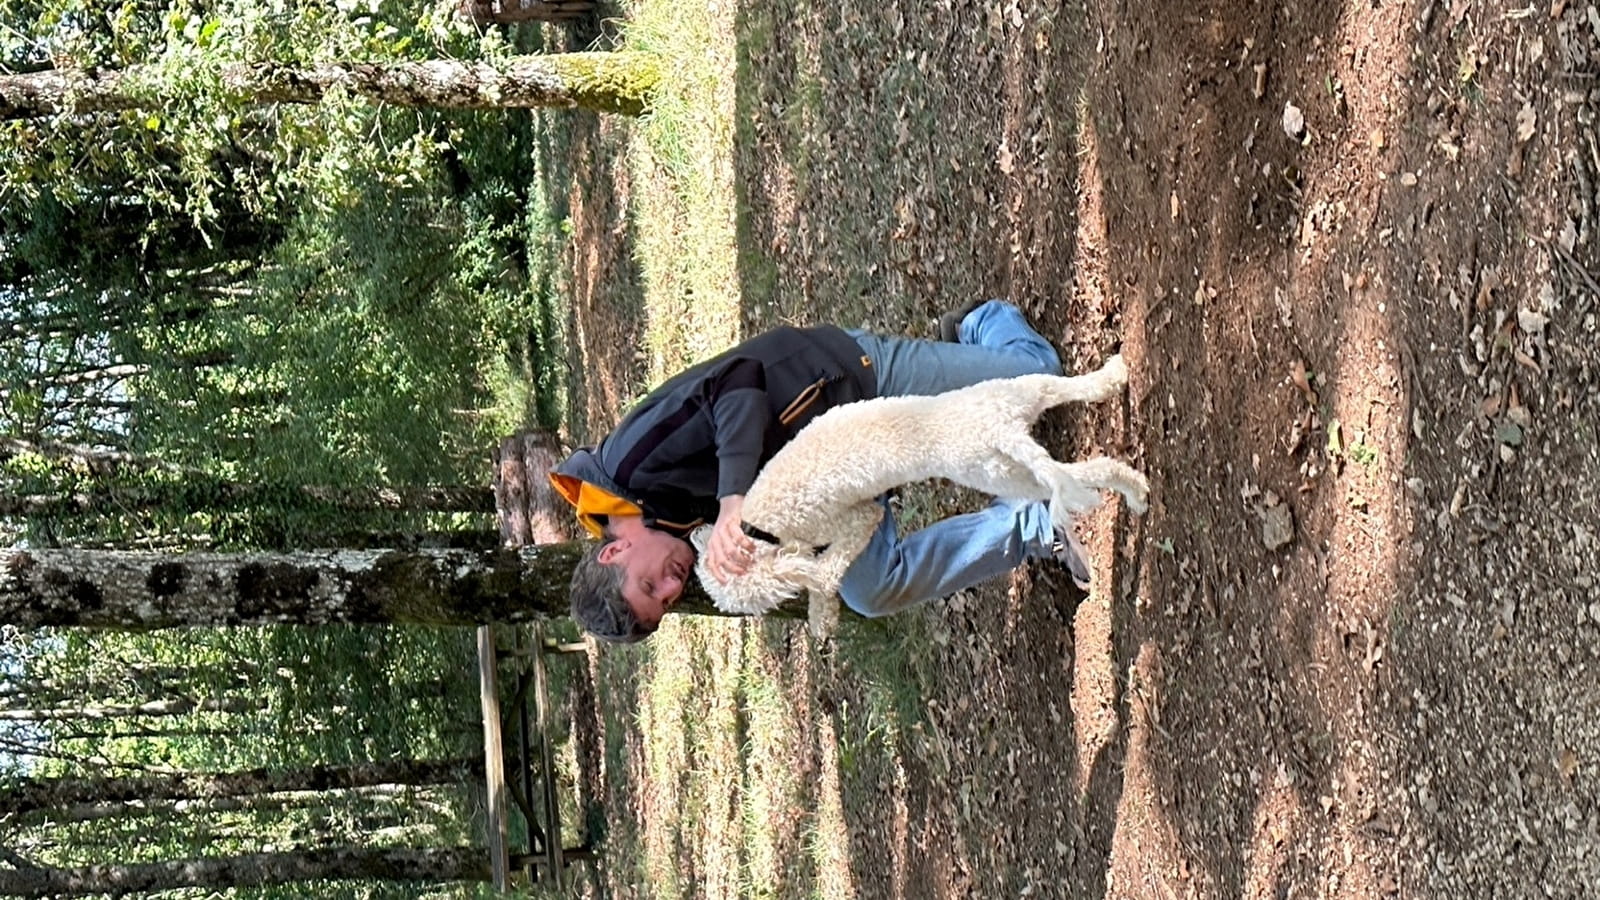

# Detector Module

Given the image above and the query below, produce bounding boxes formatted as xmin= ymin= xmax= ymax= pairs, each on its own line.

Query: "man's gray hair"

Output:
xmin=569 ymin=539 xmax=655 ymax=643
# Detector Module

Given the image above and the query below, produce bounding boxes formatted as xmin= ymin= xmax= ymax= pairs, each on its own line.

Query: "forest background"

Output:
xmin=9 ymin=0 xmax=1599 ymax=896
xmin=1 ymin=0 xmax=651 ymax=894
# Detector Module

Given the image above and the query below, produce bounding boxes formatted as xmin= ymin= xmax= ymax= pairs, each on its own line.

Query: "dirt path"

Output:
xmin=1071 ymin=0 xmax=1599 ymax=895
xmin=562 ymin=0 xmax=1600 ymax=895
xmin=732 ymin=0 xmax=1599 ymax=895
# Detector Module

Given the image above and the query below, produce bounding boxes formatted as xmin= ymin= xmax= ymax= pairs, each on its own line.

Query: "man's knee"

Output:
xmin=839 ymin=584 xmax=921 ymax=619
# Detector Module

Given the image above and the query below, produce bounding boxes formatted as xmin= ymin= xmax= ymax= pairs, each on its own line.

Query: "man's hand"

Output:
xmin=703 ymin=494 xmax=757 ymax=584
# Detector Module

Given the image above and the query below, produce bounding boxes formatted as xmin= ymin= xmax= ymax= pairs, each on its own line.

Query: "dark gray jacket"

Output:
xmin=552 ymin=325 xmax=877 ymax=536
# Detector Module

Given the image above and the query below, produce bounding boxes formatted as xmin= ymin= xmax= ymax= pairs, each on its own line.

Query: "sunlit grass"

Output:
xmin=592 ymin=0 xmax=951 ymax=893
xmin=619 ymin=0 xmax=741 ymax=378
xmin=804 ymin=720 xmax=857 ymax=900
xmin=607 ymin=0 xmax=793 ymax=894
xmin=734 ymin=637 xmax=805 ymax=896
xmin=626 ymin=617 xmax=750 ymax=898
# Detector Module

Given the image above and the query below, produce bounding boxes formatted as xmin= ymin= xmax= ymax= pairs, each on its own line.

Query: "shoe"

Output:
xmin=1052 ymin=528 xmax=1091 ymax=591
xmin=937 ymin=299 xmax=987 ymax=342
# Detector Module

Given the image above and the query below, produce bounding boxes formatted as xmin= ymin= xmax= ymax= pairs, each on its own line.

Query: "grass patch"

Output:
xmin=1349 ymin=437 xmax=1380 ymax=468
xmin=619 ymin=0 xmax=742 ymax=376
xmin=578 ymin=0 xmax=953 ymax=893
xmin=834 ymin=615 xmax=934 ymax=761
xmin=733 ymin=639 xmax=804 ymax=898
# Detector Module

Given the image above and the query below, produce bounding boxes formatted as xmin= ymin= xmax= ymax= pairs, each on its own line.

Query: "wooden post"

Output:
xmin=531 ymin=621 xmax=564 ymax=886
xmin=477 ymin=627 xmax=510 ymax=891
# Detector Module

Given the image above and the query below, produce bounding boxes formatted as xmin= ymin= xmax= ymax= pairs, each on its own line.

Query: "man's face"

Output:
xmin=598 ymin=528 xmax=696 ymax=628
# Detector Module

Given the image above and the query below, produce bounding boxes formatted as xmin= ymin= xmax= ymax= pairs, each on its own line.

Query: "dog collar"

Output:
xmin=741 ymin=521 xmax=831 ymax=555
xmin=740 ymin=521 xmax=782 ymax=545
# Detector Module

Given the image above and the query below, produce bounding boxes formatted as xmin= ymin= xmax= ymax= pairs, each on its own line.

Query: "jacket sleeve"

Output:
xmin=705 ymin=358 xmax=772 ymax=498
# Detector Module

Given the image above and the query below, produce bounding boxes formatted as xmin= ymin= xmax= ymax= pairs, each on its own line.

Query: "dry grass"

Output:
xmin=587 ymin=0 xmax=873 ymax=895
xmin=618 ymin=0 xmax=742 ymax=376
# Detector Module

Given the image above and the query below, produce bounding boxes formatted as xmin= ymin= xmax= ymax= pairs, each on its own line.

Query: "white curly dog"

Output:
xmin=690 ymin=354 xmax=1149 ymax=633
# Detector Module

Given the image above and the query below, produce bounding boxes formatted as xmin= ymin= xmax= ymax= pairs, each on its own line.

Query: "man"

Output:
xmin=549 ymin=300 xmax=1092 ymax=642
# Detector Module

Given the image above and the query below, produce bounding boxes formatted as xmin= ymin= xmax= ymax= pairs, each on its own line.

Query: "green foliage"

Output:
xmin=1 ymin=1 xmax=587 ymax=893
xmin=0 ymin=0 xmax=162 ymax=70
xmin=3 ymin=66 xmax=551 ymax=550
xmin=4 ymin=625 xmax=481 ymax=874
xmin=0 ymin=0 xmax=500 ymax=227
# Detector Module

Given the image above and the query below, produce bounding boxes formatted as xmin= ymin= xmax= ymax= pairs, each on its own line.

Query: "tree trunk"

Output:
xmin=0 ymin=544 xmax=571 ymax=627
xmin=0 ymin=53 xmax=659 ymax=119
xmin=0 ymin=544 xmax=777 ymax=628
xmin=494 ymin=430 xmax=576 ymax=546
xmin=0 ymin=757 xmax=478 ymax=819
xmin=0 ymin=436 xmax=198 ymax=477
xmin=458 ymin=0 xmax=595 ymax=24
xmin=28 ymin=784 xmax=421 ymax=827
xmin=305 ymin=528 xmax=502 ymax=552
xmin=293 ymin=484 xmax=495 ymax=513
xmin=0 ymin=363 xmax=148 ymax=397
xmin=0 ymin=695 xmax=261 ymax=721
xmin=55 ymin=725 xmax=241 ymax=743
xmin=0 ymin=482 xmax=496 ymax=519
xmin=0 ymin=846 xmax=489 ymax=896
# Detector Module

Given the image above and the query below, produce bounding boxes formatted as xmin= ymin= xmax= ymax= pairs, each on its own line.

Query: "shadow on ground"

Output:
xmin=722 ymin=0 xmax=1600 ymax=897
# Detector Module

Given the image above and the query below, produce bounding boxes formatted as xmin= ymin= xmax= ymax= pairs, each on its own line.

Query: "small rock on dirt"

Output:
xmin=1262 ymin=498 xmax=1295 ymax=550
xmin=1282 ymin=102 xmax=1305 ymax=140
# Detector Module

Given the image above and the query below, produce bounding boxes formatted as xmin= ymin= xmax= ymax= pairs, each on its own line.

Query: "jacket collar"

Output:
xmin=549 ymin=449 xmax=641 ymax=538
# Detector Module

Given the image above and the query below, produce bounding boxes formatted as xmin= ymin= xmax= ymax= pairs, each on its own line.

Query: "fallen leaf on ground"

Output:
xmin=1496 ymin=421 xmax=1524 ymax=446
xmin=1558 ymin=748 xmax=1579 ymax=782
xmin=1282 ymin=101 xmax=1305 ymax=139
xmin=1261 ymin=497 xmax=1295 ymax=550
xmin=1515 ymin=103 xmax=1537 ymax=143
xmin=1290 ymin=359 xmax=1316 ymax=402
xmin=1476 ymin=267 xmax=1501 ymax=311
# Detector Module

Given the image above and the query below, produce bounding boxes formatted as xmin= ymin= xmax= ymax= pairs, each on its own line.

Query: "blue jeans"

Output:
xmin=839 ymin=301 xmax=1062 ymax=617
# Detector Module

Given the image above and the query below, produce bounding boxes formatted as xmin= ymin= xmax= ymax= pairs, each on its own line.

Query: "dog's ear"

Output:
xmin=688 ymin=525 xmax=713 ymax=555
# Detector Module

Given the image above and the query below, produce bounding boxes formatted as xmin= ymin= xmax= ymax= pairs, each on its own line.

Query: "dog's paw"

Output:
xmin=806 ymin=593 xmax=840 ymax=641
xmin=1123 ymin=471 xmax=1151 ymax=515
xmin=1102 ymin=353 xmax=1128 ymax=387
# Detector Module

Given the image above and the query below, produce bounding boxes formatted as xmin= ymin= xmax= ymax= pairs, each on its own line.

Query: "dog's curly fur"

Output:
xmin=691 ymin=355 xmax=1149 ymax=634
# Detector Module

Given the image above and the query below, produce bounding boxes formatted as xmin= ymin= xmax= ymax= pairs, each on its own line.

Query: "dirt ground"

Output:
xmin=558 ymin=0 xmax=1600 ymax=896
